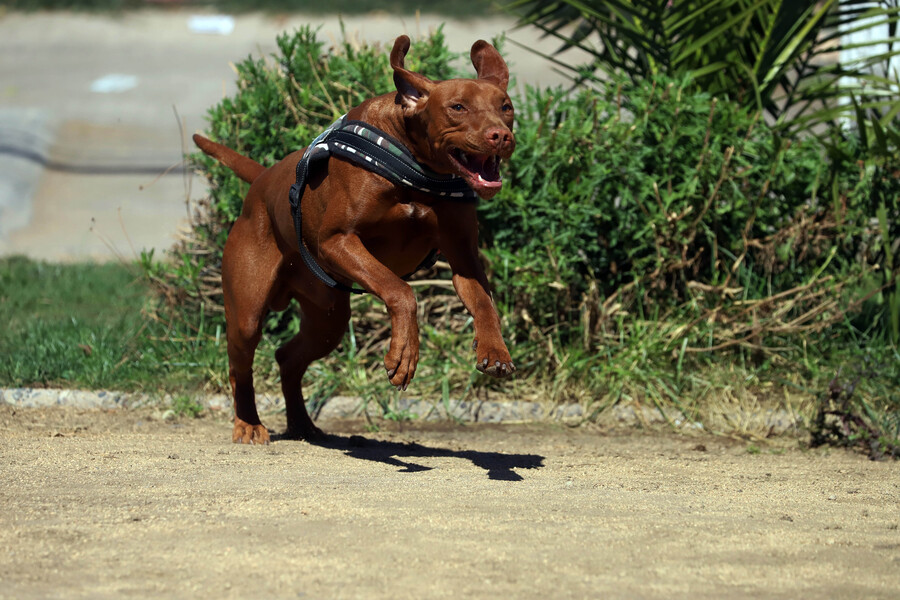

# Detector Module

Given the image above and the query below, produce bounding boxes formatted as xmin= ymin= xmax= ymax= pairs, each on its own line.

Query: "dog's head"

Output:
xmin=391 ymin=35 xmax=515 ymax=200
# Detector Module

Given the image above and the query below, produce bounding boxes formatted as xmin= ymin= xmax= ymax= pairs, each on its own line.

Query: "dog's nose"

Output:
xmin=485 ymin=127 xmax=512 ymax=150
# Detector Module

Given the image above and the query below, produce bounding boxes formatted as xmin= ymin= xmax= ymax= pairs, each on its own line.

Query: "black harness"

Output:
xmin=288 ymin=115 xmax=478 ymax=295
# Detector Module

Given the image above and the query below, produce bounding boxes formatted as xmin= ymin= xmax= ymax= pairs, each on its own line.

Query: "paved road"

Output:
xmin=0 ymin=10 xmax=580 ymax=262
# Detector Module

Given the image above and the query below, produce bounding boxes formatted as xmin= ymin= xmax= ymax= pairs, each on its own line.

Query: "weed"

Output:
xmin=811 ymin=363 xmax=900 ymax=460
xmin=171 ymin=395 xmax=204 ymax=418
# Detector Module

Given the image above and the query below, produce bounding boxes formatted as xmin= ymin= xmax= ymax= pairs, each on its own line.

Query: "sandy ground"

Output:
xmin=0 ymin=405 xmax=898 ymax=599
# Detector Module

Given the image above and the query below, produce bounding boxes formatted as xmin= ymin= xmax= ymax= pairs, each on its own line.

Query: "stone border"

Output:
xmin=0 ymin=388 xmax=581 ymax=423
xmin=0 ymin=387 xmax=802 ymax=434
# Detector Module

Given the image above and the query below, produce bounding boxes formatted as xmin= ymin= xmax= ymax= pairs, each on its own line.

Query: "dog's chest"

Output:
xmin=400 ymin=201 xmax=429 ymax=220
xmin=381 ymin=199 xmax=438 ymax=238
xmin=357 ymin=198 xmax=439 ymax=271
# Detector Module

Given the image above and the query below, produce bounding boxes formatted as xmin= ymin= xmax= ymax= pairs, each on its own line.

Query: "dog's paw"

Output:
xmin=384 ymin=335 xmax=420 ymax=391
xmin=475 ymin=346 xmax=516 ymax=378
xmin=232 ymin=420 xmax=271 ymax=445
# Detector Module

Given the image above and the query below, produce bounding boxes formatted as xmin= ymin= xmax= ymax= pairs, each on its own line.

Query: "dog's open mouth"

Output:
xmin=448 ymin=148 xmax=502 ymax=196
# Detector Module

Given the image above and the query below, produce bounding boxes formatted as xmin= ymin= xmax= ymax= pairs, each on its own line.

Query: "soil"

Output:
xmin=1 ymin=405 xmax=898 ymax=599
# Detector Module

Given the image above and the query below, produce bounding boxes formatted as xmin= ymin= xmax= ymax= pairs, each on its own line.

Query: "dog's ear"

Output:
xmin=391 ymin=35 xmax=434 ymax=111
xmin=470 ymin=40 xmax=510 ymax=91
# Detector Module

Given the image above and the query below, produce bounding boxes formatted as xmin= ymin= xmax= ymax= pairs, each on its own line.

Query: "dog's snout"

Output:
xmin=485 ymin=127 xmax=513 ymax=151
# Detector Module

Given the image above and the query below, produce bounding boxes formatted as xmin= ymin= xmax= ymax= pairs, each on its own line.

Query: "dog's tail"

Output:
xmin=192 ymin=134 xmax=265 ymax=184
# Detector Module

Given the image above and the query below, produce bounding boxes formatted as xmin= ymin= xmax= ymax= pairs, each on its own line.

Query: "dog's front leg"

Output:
xmin=436 ymin=205 xmax=515 ymax=378
xmin=319 ymin=233 xmax=420 ymax=389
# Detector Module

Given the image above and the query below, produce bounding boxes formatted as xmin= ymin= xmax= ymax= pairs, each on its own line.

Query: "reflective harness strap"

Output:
xmin=288 ymin=115 xmax=478 ymax=295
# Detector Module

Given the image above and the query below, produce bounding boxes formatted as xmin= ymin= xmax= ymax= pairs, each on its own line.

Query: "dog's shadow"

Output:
xmin=286 ymin=432 xmax=545 ymax=481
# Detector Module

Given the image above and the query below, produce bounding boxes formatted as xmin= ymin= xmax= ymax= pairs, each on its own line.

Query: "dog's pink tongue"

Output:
xmin=475 ymin=174 xmax=502 ymax=188
xmin=468 ymin=172 xmax=502 ymax=199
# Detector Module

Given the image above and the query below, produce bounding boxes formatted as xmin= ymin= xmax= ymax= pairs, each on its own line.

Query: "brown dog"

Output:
xmin=193 ymin=35 xmax=515 ymax=444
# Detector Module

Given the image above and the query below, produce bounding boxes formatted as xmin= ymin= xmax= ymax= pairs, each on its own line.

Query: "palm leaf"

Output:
xmin=505 ymin=0 xmax=900 ymax=134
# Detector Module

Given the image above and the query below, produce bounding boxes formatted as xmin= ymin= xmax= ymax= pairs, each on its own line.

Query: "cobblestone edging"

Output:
xmin=0 ymin=387 xmax=802 ymax=433
xmin=0 ymin=388 xmax=582 ymax=423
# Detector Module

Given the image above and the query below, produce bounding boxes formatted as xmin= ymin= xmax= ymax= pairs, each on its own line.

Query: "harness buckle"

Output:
xmin=288 ymin=183 xmax=302 ymax=210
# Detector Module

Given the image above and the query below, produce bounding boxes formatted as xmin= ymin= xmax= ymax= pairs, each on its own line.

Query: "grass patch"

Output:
xmin=171 ymin=394 xmax=205 ymax=418
xmin=1 ymin=256 xmax=149 ymax=389
xmin=0 ymin=255 xmax=225 ymax=394
xmin=2 ymin=255 xmax=897 ymax=457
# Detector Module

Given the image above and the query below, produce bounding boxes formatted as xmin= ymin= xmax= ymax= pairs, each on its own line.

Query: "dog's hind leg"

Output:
xmin=275 ymin=294 xmax=351 ymax=441
xmin=222 ymin=216 xmax=282 ymax=445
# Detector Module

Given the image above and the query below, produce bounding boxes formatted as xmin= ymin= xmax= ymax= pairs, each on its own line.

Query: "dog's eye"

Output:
xmin=451 ymin=103 xmax=465 ymax=112
xmin=501 ymin=103 xmax=513 ymax=113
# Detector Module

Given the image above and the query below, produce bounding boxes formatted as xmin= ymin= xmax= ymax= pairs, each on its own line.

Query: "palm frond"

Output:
xmin=505 ymin=0 xmax=900 ymax=134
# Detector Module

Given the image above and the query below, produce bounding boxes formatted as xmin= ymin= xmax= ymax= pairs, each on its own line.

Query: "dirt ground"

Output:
xmin=0 ymin=405 xmax=897 ymax=599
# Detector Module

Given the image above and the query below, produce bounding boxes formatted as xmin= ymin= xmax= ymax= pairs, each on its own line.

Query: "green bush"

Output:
xmin=161 ymin=26 xmax=893 ymax=360
xmin=825 ymin=108 xmax=900 ymax=344
xmin=482 ymin=76 xmax=866 ymax=344
xmin=146 ymin=26 xmax=897 ymax=452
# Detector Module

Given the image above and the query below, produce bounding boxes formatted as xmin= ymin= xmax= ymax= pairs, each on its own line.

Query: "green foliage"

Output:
xmin=505 ymin=0 xmax=900 ymax=134
xmin=0 ymin=256 xmax=146 ymax=388
xmin=0 ymin=256 xmax=225 ymax=392
xmin=475 ymin=75 xmax=899 ymax=455
xmin=811 ymin=361 xmax=900 ymax=459
xmin=137 ymin=26 xmax=898 ymax=451
xmin=825 ymin=103 xmax=900 ymax=343
xmin=171 ymin=395 xmax=205 ymax=418
xmin=481 ymin=76 xmax=843 ymax=340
